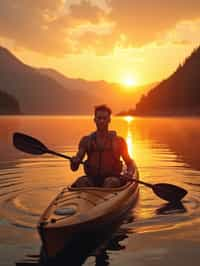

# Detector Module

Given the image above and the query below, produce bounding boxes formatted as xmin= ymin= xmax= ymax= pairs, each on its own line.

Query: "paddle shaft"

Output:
xmin=48 ymin=150 xmax=154 ymax=188
xmin=47 ymin=149 xmax=84 ymax=164
xmin=13 ymin=132 xmax=188 ymax=202
xmin=132 ymin=179 xmax=153 ymax=188
xmin=47 ymin=152 xmax=144 ymax=183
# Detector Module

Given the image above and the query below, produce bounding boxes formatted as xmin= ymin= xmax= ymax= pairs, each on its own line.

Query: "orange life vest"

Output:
xmin=84 ymin=131 xmax=123 ymax=185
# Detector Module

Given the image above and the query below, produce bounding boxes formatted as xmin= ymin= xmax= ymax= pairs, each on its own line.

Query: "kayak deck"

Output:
xmin=39 ymin=182 xmax=137 ymax=226
xmin=38 ymin=171 xmax=139 ymax=258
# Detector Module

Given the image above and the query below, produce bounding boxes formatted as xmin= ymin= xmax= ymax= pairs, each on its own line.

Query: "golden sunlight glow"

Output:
xmin=124 ymin=116 xmax=134 ymax=123
xmin=121 ymin=74 xmax=138 ymax=88
xmin=126 ymin=129 xmax=134 ymax=157
xmin=123 ymin=116 xmax=134 ymax=157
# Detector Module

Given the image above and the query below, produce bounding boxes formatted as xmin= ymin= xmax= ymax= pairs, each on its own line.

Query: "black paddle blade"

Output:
xmin=152 ymin=183 xmax=187 ymax=202
xmin=13 ymin=132 xmax=48 ymax=155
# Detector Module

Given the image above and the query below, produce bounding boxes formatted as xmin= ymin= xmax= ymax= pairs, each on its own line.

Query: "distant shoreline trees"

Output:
xmin=120 ymin=46 xmax=200 ymax=116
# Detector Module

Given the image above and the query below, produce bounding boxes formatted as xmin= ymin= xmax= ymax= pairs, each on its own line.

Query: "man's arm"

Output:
xmin=70 ymin=136 xmax=88 ymax=171
xmin=120 ymin=137 xmax=136 ymax=178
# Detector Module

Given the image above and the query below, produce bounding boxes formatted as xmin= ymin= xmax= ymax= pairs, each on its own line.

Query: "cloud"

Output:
xmin=0 ymin=0 xmax=200 ymax=55
xmin=69 ymin=0 xmax=105 ymax=23
xmin=106 ymin=0 xmax=200 ymax=46
xmin=68 ymin=0 xmax=200 ymax=53
xmin=0 ymin=0 xmax=109 ymax=55
xmin=0 ymin=0 xmax=72 ymax=55
xmin=163 ymin=20 xmax=200 ymax=46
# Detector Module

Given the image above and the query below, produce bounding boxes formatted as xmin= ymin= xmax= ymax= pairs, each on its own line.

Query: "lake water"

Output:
xmin=0 ymin=116 xmax=200 ymax=266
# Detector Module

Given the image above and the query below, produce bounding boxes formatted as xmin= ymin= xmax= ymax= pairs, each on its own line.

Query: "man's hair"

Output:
xmin=94 ymin=104 xmax=112 ymax=116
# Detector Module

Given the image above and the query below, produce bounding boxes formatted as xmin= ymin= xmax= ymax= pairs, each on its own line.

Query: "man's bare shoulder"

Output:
xmin=79 ymin=135 xmax=90 ymax=148
xmin=115 ymin=135 xmax=125 ymax=142
xmin=114 ymin=135 xmax=126 ymax=146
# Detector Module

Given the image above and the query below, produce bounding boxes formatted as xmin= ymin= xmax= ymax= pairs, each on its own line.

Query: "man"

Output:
xmin=70 ymin=105 xmax=136 ymax=187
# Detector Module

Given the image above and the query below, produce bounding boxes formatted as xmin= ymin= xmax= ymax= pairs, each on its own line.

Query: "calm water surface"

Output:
xmin=0 ymin=116 xmax=200 ymax=266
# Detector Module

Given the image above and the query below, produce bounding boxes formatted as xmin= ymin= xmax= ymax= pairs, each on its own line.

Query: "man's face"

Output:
xmin=94 ymin=110 xmax=110 ymax=131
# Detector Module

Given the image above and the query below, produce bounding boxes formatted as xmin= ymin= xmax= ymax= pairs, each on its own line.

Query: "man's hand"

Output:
xmin=123 ymin=171 xmax=134 ymax=182
xmin=70 ymin=156 xmax=81 ymax=171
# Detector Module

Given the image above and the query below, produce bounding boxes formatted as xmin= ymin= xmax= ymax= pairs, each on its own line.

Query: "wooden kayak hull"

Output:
xmin=37 ymin=170 xmax=139 ymax=258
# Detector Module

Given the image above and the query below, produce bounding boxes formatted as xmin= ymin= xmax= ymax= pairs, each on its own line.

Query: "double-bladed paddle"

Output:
xmin=13 ymin=132 xmax=187 ymax=202
xmin=13 ymin=132 xmax=84 ymax=164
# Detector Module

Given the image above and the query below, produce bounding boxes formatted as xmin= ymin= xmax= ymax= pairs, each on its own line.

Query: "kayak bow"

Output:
xmin=38 ymin=170 xmax=139 ymax=258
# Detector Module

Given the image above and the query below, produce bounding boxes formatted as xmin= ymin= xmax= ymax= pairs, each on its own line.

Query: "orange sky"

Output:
xmin=1 ymin=0 xmax=200 ymax=86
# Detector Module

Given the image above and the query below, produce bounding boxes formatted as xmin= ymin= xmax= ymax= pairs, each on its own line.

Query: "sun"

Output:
xmin=121 ymin=74 xmax=138 ymax=89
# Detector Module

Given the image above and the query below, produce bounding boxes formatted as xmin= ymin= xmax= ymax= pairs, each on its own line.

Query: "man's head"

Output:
xmin=94 ymin=105 xmax=112 ymax=131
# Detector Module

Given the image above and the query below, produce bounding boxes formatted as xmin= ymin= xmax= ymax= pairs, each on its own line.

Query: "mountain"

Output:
xmin=131 ymin=46 xmax=200 ymax=116
xmin=39 ymin=68 xmax=156 ymax=113
xmin=0 ymin=47 xmax=99 ymax=114
xmin=0 ymin=89 xmax=21 ymax=114
xmin=0 ymin=46 xmax=154 ymax=114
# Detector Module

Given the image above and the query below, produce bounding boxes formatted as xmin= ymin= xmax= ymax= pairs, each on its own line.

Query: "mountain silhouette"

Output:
xmin=0 ymin=46 xmax=154 ymax=114
xmin=132 ymin=46 xmax=200 ymax=116
xmin=0 ymin=89 xmax=20 ymax=114
xmin=38 ymin=68 xmax=155 ymax=113
xmin=0 ymin=47 xmax=99 ymax=114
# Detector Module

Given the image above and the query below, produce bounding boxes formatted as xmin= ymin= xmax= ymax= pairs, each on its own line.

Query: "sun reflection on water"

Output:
xmin=124 ymin=115 xmax=134 ymax=123
xmin=123 ymin=116 xmax=135 ymax=157
xmin=126 ymin=128 xmax=134 ymax=158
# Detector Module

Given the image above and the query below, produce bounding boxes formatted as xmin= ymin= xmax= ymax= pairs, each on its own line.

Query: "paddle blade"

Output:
xmin=13 ymin=132 xmax=48 ymax=155
xmin=152 ymin=183 xmax=188 ymax=202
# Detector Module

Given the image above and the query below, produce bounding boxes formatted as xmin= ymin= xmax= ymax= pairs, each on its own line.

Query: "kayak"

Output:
xmin=38 ymin=171 xmax=139 ymax=258
xmin=37 ymin=169 xmax=139 ymax=258
xmin=12 ymin=132 xmax=187 ymax=261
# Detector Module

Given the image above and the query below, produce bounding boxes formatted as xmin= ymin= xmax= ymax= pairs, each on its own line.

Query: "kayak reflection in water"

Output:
xmin=71 ymin=104 xmax=136 ymax=187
